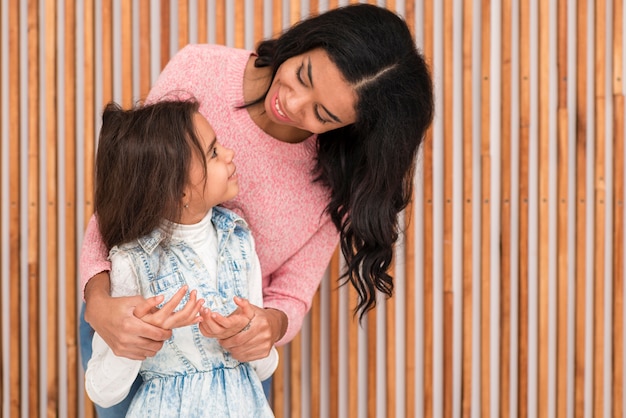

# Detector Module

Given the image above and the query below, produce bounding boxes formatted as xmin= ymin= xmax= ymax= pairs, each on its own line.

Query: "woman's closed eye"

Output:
xmin=314 ymin=106 xmax=329 ymax=124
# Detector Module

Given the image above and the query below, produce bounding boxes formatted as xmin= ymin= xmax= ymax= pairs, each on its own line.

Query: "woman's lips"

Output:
xmin=272 ymin=91 xmax=292 ymax=122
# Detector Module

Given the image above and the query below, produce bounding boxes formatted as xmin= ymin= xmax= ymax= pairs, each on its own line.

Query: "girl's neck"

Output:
xmin=242 ymin=56 xmax=312 ymax=144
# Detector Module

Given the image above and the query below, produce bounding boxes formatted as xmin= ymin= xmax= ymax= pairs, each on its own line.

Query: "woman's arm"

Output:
xmin=81 ymin=214 xmax=199 ymax=359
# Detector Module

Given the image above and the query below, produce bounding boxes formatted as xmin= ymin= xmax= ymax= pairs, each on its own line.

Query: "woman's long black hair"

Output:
xmin=249 ymin=4 xmax=434 ymax=320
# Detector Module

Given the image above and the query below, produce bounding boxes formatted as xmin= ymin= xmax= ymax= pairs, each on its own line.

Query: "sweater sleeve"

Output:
xmin=79 ymin=214 xmax=112 ymax=300
xmin=263 ymin=218 xmax=339 ymax=345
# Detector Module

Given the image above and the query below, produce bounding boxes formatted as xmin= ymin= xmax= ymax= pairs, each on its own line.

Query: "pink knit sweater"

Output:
xmin=80 ymin=44 xmax=340 ymax=344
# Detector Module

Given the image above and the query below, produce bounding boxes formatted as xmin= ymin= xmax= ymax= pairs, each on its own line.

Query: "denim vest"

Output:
xmin=111 ymin=206 xmax=255 ymax=378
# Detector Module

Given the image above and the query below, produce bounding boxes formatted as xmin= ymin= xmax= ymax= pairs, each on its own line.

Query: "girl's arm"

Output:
xmin=81 ymin=215 xmax=172 ymax=358
xmin=84 ymin=253 xmax=144 ymax=407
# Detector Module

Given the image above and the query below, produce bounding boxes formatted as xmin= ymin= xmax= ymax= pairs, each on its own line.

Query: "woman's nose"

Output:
xmin=286 ymin=87 xmax=311 ymax=116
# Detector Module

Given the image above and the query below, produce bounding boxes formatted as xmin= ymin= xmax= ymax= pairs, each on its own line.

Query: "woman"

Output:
xmin=80 ymin=4 xmax=433 ymax=416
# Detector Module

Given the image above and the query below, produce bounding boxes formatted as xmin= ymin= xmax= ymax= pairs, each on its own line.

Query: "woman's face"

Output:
xmin=182 ymin=113 xmax=238 ymax=223
xmin=264 ymin=48 xmax=358 ymax=135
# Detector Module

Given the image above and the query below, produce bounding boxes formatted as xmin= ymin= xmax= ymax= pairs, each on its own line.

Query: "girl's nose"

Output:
xmin=222 ymin=146 xmax=235 ymax=162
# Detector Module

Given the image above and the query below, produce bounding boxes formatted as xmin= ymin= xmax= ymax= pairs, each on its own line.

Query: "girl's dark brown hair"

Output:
xmin=94 ymin=99 xmax=205 ymax=250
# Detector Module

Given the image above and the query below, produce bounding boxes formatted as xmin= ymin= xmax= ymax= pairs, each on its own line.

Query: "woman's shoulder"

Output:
xmin=172 ymin=44 xmax=251 ymax=65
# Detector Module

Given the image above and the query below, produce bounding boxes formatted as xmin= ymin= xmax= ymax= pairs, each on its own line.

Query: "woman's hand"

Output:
xmin=84 ymin=272 xmax=203 ymax=360
xmin=138 ymin=286 xmax=204 ymax=330
xmin=198 ymin=297 xmax=287 ymax=362
xmin=84 ymin=273 xmax=172 ymax=360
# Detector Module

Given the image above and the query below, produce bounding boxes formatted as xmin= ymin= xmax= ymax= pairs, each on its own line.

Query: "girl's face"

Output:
xmin=263 ymin=48 xmax=358 ymax=135
xmin=182 ymin=113 xmax=238 ymax=223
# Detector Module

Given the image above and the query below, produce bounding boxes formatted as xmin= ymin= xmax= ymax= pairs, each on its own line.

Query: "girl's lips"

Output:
xmin=271 ymin=91 xmax=292 ymax=122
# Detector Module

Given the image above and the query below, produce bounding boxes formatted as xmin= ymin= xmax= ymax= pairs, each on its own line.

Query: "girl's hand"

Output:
xmin=198 ymin=296 xmax=256 ymax=340
xmin=199 ymin=297 xmax=287 ymax=362
xmin=138 ymin=286 xmax=204 ymax=330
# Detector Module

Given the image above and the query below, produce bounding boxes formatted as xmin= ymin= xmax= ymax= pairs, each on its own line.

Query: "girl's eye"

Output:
xmin=210 ymin=147 xmax=218 ymax=158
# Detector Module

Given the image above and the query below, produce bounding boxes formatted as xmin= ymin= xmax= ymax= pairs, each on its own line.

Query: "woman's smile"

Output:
xmin=271 ymin=91 xmax=292 ymax=123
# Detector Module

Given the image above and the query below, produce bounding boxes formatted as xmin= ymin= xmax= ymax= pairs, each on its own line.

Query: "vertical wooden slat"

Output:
xmin=556 ymin=0 xmax=569 ymax=416
xmin=273 ymin=345 xmax=285 ymax=418
xmin=214 ymin=0 xmax=225 ymax=45
xmin=612 ymin=2 xmax=624 ymax=416
xmin=612 ymin=95 xmax=624 ymax=418
xmin=178 ymin=0 xmax=189 ymax=50
xmin=63 ymin=0 xmax=78 ymax=415
xmin=461 ymin=0 xmax=474 ymax=415
xmin=537 ymin=0 xmax=551 ymax=414
xmin=0 ymin=0 xmax=3 ymax=408
xmin=45 ymin=0 xmax=59 ymax=416
xmin=197 ymin=0 xmax=207 ymax=44
xmin=102 ymin=0 xmax=113 ymax=105
xmin=83 ymin=2 xmax=96 ymax=414
xmin=518 ymin=0 xmax=531 ymax=414
xmin=289 ymin=0 xmax=300 ymax=24
xmin=83 ymin=0 xmax=95 ymax=219
xmin=573 ymin=0 xmax=588 ymax=415
xmin=160 ymin=0 xmax=170 ymax=70
xmin=593 ymin=0 xmax=606 ymax=415
xmin=348 ymin=286 xmax=358 ymax=418
xmin=499 ymin=0 xmax=513 ymax=415
xmin=329 ymin=250 xmax=340 ymax=418
xmin=289 ymin=334 xmax=302 ymax=418
xmin=385 ymin=270 xmax=396 ymax=418
xmin=121 ymin=0 xmax=132 ymax=107
xmin=253 ymin=0 xmax=263 ymax=45
xmin=310 ymin=290 xmax=321 ymax=418
xmin=27 ymin=0 xmax=41 ymax=414
xmin=8 ymin=0 xmax=22 ymax=416
xmin=442 ymin=0 xmax=454 ymax=415
xmin=272 ymin=0 xmax=282 ymax=37
xmin=422 ymin=0 xmax=434 ymax=415
xmin=403 ymin=0 xmax=417 ymax=415
xmin=234 ymin=0 xmax=244 ymax=48
xmin=138 ymin=0 xmax=151 ymax=99
xmin=367 ymin=303 xmax=376 ymax=418
xmin=479 ymin=0 xmax=491 ymax=415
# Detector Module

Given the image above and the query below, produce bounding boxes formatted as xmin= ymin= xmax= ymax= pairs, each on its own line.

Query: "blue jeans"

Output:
xmin=79 ymin=303 xmax=273 ymax=417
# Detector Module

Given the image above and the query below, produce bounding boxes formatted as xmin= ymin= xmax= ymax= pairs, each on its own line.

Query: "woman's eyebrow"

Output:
xmin=309 ymin=57 xmax=342 ymax=123
xmin=307 ymin=57 xmax=314 ymax=87
xmin=320 ymin=106 xmax=342 ymax=123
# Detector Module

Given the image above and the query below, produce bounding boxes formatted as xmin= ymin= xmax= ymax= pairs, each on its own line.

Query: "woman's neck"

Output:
xmin=242 ymin=56 xmax=312 ymax=144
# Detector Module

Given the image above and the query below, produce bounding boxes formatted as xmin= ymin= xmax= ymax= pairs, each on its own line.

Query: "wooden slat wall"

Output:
xmin=0 ymin=1 xmax=624 ymax=417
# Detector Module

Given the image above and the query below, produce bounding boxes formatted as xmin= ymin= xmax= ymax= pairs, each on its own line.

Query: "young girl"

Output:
xmin=84 ymin=99 xmax=277 ymax=417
